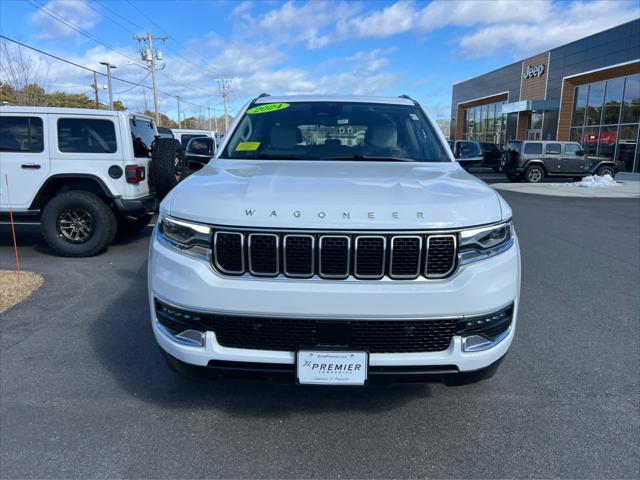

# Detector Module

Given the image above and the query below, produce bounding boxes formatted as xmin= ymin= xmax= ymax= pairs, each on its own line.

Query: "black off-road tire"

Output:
xmin=151 ymin=138 xmax=186 ymax=199
xmin=41 ymin=190 xmax=117 ymax=257
xmin=596 ymin=165 xmax=616 ymax=178
xmin=524 ymin=164 xmax=545 ymax=183
xmin=117 ymin=213 xmax=153 ymax=236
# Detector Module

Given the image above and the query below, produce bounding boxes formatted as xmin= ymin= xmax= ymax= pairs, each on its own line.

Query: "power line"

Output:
xmin=25 ymin=0 xmax=219 ymax=99
xmin=95 ymin=0 xmax=147 ymax=33
xmin=0 ymin=35 xmax=212 ymax=111
xmin=25 ymin=0 xmax=146 ymax=67
xmin=125 ymin=0 xmax=170 ymax=38
xmin=114 ymin=72 xmax=150 ymax=94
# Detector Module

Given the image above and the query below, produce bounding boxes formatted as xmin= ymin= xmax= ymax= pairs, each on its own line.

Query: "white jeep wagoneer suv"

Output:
xmin=148 ymin=95 xmax=521 ymax=386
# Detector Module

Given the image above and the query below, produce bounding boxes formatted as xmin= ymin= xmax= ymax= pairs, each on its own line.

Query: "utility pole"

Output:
xmin=176 ymin=96 xmax=182 ymax=128
xmin=133 ymin=32 xmax=168 ymax=125
xmin=213 ymin=106 xmax=218 ymax=133
xmin=219 ymin=77 xmax=230 ymax=132
xmin=207 ymin=107 xmax=212 ymax=131
xmin=91 ymin=71 xmax=99 ymax=107
xmin=99 ymin=61 xmax=116 ymax=109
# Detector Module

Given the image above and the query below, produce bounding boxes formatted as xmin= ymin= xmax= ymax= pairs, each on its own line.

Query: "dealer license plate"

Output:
xmin=297 ymin=351 xmax=368 ymax=385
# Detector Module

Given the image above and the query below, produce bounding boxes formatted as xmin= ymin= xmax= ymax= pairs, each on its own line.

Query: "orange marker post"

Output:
xmin=4 ymin=174 xmax=21 ymax=272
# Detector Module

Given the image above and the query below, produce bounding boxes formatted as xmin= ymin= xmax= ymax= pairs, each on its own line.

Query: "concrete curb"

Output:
xmin=492 ymin=182 xmax=640 ymax=198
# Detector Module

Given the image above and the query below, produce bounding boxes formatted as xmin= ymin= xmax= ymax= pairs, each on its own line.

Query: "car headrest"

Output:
xmin=270 ymin=126 xmax=298 ymax=149
xmin=324 ymin=138 xmax=341 ymax=148
xmin=365 ymin=125 xmax=397 ymax=148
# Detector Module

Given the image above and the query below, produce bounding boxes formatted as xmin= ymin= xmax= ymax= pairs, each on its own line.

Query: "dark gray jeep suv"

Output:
xmin=501 ymin=140 xmax=617 ymax=183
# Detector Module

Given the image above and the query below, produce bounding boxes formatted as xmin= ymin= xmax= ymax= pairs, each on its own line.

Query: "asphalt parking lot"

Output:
xmin=1 ymin=183 xmax=639 ymax=479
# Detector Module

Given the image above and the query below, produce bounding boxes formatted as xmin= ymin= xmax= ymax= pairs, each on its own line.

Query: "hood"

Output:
xmin=166 ymin=160 xmax=505 ymax=229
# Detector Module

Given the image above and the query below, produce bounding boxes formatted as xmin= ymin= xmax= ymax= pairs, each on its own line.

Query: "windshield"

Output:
xmin=458 ymin=141 xmax=481 ymax=157
xmin=219 ymin=101 xmax=450 ymax=162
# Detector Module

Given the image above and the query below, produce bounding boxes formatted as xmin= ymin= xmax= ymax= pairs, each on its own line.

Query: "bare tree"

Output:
xmin=0 ymin=39 xmax=50 ymax=106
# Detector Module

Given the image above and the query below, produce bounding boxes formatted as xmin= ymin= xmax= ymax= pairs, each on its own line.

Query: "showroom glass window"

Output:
xmin=57 ymin=118 xmax=117 ymax=153
xmin=570 ymin=73 xmax=640 ymax=172
xmin=463 ymin=101 xmax=506 ymax=145
xmin=0 ymin=116 xmax=44 ymax=152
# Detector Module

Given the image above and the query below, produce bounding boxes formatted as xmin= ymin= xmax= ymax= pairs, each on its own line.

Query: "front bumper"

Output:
xmin=149 ymin=232 xmax=520 ymax=378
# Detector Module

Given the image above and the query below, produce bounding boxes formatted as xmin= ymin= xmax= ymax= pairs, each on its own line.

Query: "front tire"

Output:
xmin=41 ymin=191 xmax=117 ymax=257
xmin=597 ymin=165 xmax=616 ymax=178
xmin=524 ymin=165 xmax=545 ymax=183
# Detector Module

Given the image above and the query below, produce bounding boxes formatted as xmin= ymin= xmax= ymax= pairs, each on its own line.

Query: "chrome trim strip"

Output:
xmin=153 ymin=294 xmax=515 ymax=321
xmin=213 ymin=231 xmax=245 ymax=275
xmin=354 ymin=235 xmax=386 ymax=280
xmin=389 ymin=235 xmax=422 ymax=279
xmin=425 ymin=234 xmax=457 ymax=279
xmin=319 ymin=235 xmax=351 ymax=279
xmin=195 ymin=219 xmax=510 ymax=235
xmin=283 ymin=234 xmax=315 ymax=278
xmin=247 ymin=233 xmax=279 ymax=277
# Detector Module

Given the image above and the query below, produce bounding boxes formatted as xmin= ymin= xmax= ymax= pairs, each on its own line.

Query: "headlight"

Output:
xmin=157 ymin=215 xmax=211 ymax=259
xmin=458 ymin=220 xmax=514 ymax=265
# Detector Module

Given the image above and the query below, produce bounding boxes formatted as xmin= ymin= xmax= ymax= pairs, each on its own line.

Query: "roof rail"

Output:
xmin=247 ymin=92 xmax=271 ymax=109
xmin=399 ymin=94 xmax=420 ymax=107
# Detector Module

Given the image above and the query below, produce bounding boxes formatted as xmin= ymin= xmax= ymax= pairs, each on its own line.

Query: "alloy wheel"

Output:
xmin=57 ymin=208 xmax=95 ymax=243
xmin=528 ymin=168 xmax=542 ymax=183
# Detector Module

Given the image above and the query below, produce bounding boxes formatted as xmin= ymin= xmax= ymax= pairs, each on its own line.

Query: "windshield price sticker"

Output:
xmin=236 ymin=141 xmax=261 ymax=151
xmin=247 ymin=103 xmax=290 ymax=115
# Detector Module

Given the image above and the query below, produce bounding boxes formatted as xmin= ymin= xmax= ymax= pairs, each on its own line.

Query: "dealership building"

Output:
xmin=450 ymin=19 xmax=640 ymax=173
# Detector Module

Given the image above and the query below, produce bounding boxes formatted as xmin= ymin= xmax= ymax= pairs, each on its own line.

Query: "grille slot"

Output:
xmin=248 ymin=233 xmax=279 ymax=276
xmin=156 ymin=299 xmax=458 ymax=353
xmin=390 ymin=236 xmax=422 ymax=279
xmin=354 ymin=236 xmax=386 ymax=279
xmin=319 ymin=235 xmax=350 ymax=279
xmin=425 ymin=235 xmax=457 ymax=278
xmin=210 ymin=229 xmax=459 ymax=280
xmin=214 ymin=232 xmax=244 ymax=274
xmin=283 ymin=235 xmax=314 ymax=277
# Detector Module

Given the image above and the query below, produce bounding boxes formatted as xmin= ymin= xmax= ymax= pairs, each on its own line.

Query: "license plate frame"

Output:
xmin=296 ymin=350 xmax=368 ymax=386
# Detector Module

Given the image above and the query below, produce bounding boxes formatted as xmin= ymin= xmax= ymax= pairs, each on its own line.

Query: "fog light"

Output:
xmin=175 ymin=329 xmax=205 ymax=347
xmin=462 ymin=335 xmax=493 ymax=352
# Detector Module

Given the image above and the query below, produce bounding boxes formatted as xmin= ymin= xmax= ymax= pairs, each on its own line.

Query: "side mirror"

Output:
xmin=577 ymin=150 xmax=585 ymax=156
xmin=186 ymin=138 xmax=215 ymax=159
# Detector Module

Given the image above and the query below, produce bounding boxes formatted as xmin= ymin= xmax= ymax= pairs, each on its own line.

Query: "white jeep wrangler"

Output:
xmin=149 ymin=95 xmax=521 ymax=386
xmin=0 ymin=106 xmax=184 ymax=256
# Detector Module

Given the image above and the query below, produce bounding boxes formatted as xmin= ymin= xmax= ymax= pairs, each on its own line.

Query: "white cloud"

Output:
xmin=346 ymin=1 xmax=416 ymax=38
xmin=457 ymin=0 xmax=640 ymax=57
xmin=249 ymin=0 xmax=361 ymax=49
xmin=29 ymin=0 xmax=100 ymax=40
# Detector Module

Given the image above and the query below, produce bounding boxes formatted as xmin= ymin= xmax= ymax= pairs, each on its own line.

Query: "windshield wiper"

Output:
xmin=322 ymin=155 xmax=417 ymax=162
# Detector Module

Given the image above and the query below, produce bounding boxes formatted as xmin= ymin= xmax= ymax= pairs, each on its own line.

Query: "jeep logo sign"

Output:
xmin=523 ymin=64 xmax=545 ymax=79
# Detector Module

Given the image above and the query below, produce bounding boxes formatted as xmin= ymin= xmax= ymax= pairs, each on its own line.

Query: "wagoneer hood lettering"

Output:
xmin=166 ymin=160 xmax=503 ymax=229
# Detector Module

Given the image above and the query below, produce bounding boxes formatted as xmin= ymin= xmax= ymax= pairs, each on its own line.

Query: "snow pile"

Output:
xmin=570 ymin=174 xmax=620 ymax=188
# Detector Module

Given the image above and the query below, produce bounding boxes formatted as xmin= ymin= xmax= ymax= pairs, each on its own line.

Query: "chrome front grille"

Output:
xmin=212 ymin=229 xmax=458 ymax=280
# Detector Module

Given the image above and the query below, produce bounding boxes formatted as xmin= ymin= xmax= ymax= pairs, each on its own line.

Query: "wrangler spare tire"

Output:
xmin=151 ymin=138 xmax=186 ymax=199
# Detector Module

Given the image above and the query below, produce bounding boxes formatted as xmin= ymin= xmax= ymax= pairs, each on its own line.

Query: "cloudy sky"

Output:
xmin=1 ymin=0 xmax=638 ymax=121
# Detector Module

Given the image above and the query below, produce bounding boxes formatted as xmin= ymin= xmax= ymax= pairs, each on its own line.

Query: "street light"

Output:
xmin=99 ymin=61 xmax=117 ymax=109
